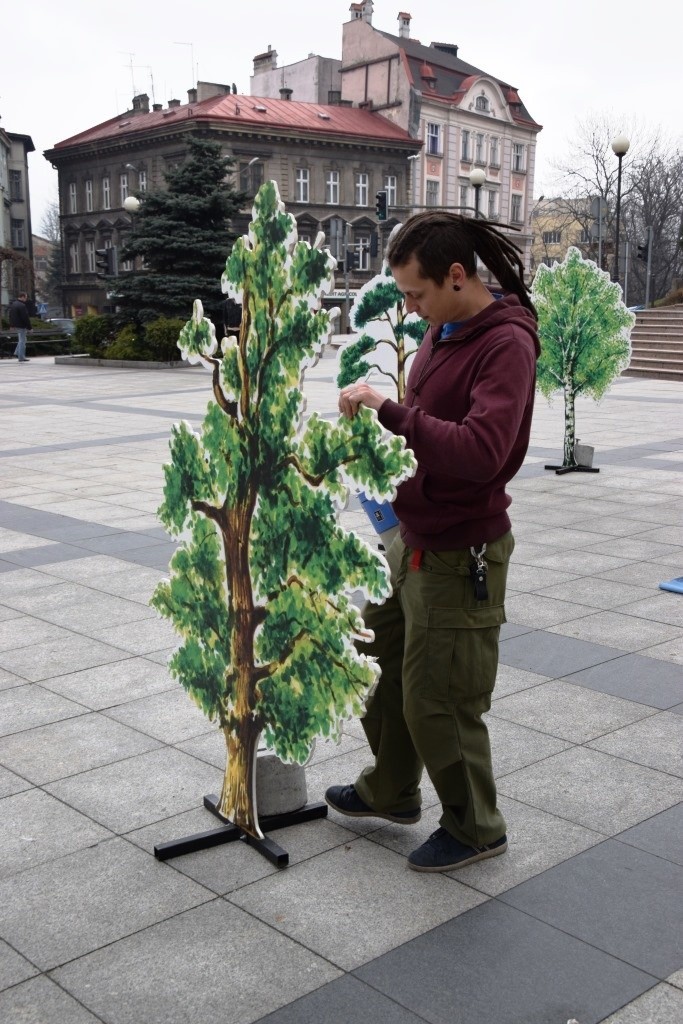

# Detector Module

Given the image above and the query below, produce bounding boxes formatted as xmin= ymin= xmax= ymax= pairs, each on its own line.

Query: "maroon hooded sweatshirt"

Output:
xmin=378 ymin=294 xmax=540 ymax=550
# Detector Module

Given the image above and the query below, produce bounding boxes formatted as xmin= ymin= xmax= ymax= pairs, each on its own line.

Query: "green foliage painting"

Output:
xmin=337 ymin=247 xmax=426 ymax=401
xmin=151 ymin=182 xmax=416 ymax=838
xmin=532 ymin=247 xmax=634 ymax=468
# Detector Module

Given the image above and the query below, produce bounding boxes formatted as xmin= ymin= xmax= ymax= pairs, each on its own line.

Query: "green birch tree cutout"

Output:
xmin=532 ymin=247 xmax=634 ymax=470
xmin=337 ymin=245 xmax=426 ymax=402
xmin=151 ymin=181 xmax=416 ymax=839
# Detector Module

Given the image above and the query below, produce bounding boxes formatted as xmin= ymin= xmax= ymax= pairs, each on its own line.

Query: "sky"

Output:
xmin=2 ymin=0 xmax=679 ymax=233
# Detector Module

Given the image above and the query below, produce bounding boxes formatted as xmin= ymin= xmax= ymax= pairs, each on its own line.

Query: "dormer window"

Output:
xmin=475 ymin=94 xmax=489 ymax=112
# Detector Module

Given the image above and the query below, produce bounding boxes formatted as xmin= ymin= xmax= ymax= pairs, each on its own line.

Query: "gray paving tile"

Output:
xmin=497 ymin=746 xmax=683 ymax=834
xmin=0 ymin=763 xmax=32 ymax=798
xmin=0 ymin=614 xmax=71 ymax=652
xmin=0 ymin=938 xmax=38 ymax=991
xmin=490 ymin=680 xmax=655 ymax=744
xmin=229 ymin=837 xmax=487 ymax=971
xmin=103 ymin=687 xmax=212 ymax=744
xmin=492 ymin=663 xmax=549 ymax=699
xmin=0 ymin=666 xmax=26 ymax=691
xmin=534 ymin=576 xmax=655 ymax=609
xmin=505 ymin=562 xmax=579 ymax=592
xmin=616 ymin=804 xmax=683 ymax=866
xmin=0 ymin=683 xmax=86 ymax=737
xmin=640 ymin=636 xmax=683 ymax=666
xmin=600 ymin=984 xmax=683 ymax=1024
xmin=51 ymin=900 xmax=340 ymax=1024
xmin=500 ymin=840 xmax=683 ymax=978
xmin=38 ymin=655 xmax=175 ymax=710
xmin=0 ymin=712 xmax=161 ymax=784
xmin=498 ymin=621 xmax=535 ymax=639
xmin=599 ymin=560 xmax=683 ymax=589
xmin=486 ymin=714 xmax=572 ymax=775
xmin=617 ymin=593 xmax=683 ymax=627
xmin=3 ymin=583 xmax=155 ymax=632
xmin=0 ymin=543 xmax=91 ymax=567
xmin=547 ymin=609 xmax=682 ymax=652
xmin=44 ymin=746 xmax=222 ymax=833
xmin=563 ymin=653 xmax=683 ymax=708
xmin=0 ymin=837 xmax=212 ymax=970
xmin=88 ymin=615 xmax=176 ymax=654
xmin=354 ymin=900 xmax=655 ymax=1024
xmin=588 ymin=711 xmax=683 ymax=776
xmin=0 ymin=633 xmax=130 ymax=682
xmin=669 ymin=968 xmax=683 ymax=990
xmin=504 ymin=592 xmax=593 ymax=628
xmin=255 ymin=974 xmax=425 ymax=1024
xmin=0 ymin=976 xmax=101 ymax=1023
xmin=499 ymin=630 xmax=624 ymax=677
xmin=0 ymin=789 xmax=111 ymax=879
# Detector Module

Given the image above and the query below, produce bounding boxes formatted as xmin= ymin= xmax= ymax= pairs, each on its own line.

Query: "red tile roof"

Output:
xmin=52 ymin=93 xmax=420 ymax=150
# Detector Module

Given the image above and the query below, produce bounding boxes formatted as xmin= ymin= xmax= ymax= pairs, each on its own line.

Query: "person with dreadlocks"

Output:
xmin=327 ymin=212 xmax=540 ymax=871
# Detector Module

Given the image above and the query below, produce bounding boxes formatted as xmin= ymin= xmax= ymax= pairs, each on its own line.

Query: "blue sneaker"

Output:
xmin=408 ymin=827 xmax=507 ymax=872
xmin=325 ymin=785 xmax=421 ymax=824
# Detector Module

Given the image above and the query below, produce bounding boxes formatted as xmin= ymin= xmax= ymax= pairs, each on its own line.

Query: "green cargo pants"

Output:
xmin=354 ymin=531 xmax=513 ymax=847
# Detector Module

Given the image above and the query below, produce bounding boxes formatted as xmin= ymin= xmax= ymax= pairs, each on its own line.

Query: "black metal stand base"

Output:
xmin=544 ymin=463 xmax=600 ymax=475
xmin=154 ymin=795 xmax=328 ymax=868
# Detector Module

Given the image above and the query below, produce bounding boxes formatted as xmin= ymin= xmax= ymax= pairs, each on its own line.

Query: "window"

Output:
xmin=326 ymin=170 xmax=340 ymax=205
xmin=85 ymin=179 xmax=93 ymax=212
xmin=69 ymin=241 xmax=80 ymax=273
xmin=119 ymin=173 xmax=129 ymax=205
xmin=459 ymin=185 xmax=469 ymax=210
xmin=426 ymin=180 xmax=440 ymax=207
xmin=475 ymin=94 xmax=489 ymax=112
xmin=579 ymin=227 xmax=592 ymax=244
xmin=512 ymin=143 xmax=525 ymax=172
xmin=511 ymin=194 xmax=523 ymax=223
xmin=239 ymin=162 xmax=263 ymax=195
xmin=356 ymin=234 xmax=371 ymax=271
xmin=138 ymin=170 xmax=147 ymax=192
xmin=542 ymin=230 xmax=561 ymax=244
xmin=490 ymin=138 xmax=499 ymax=167
xmin=299 ymin=232 xmax=312 ymax=246
xmin=296 ymin=167 xmax=309 ymax=203
xmin=487 ymin=189 xmax=498 ymax=218
xmin=475 ymin=133 xmax=485 ymax=163
xmin=384 ymin=174 xmax=397 ymax=208
xmin=85 ymin=239 xmax=95 ymax=273
xmin=426 ymin=122 xmax=441 ymax=156
xmin=102 ymin=177 xmax=111 ymax=210
xmin=69 ymin=182 xmax=77 ymax=214
xmin=11 ymin=219 xmax=25 ymax=248
xmin=9 ymin=169 xmax=22 ymax=201
xmin=355 ymin=172 xmax=368 ymax=207
xmin=461 ymin=130 xmax=471 ymax=162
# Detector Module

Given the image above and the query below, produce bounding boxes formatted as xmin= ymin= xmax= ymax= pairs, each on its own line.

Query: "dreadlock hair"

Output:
xmin=387 ymin=211 xmax=537 ymax=318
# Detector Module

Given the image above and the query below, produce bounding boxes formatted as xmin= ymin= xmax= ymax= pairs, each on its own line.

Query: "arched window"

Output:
xmin=475 ymin=94 xmax=489 ymax=112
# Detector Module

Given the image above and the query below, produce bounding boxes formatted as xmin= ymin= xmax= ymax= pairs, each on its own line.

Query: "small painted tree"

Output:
xmin=151 ymin=182 xmax=415 ymax=838
xmin=532 ymin=247 xmax=634 ymax=468
xmin=337 ymin=260 xmax=425 ymax=401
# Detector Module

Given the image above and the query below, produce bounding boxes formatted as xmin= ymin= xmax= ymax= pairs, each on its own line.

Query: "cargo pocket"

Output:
xmin=425 ymin=605 xmax=506 ymax=702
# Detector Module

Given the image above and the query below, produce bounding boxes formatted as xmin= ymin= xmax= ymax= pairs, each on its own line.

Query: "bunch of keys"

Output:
xmin=469 ymin=544 xmax=489 ymax=601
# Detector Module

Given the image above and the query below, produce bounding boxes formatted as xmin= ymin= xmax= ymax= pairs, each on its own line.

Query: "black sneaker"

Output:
xmin=325 ymin=784 xmax=421 ymax=824
xmin=18 ymin=358 xmax=30 ymax=362
xmin=408 ymin=828 xmax=507 ymax=872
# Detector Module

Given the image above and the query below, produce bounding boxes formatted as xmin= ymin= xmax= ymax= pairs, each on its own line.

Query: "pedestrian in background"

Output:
xmin=9 ymin=292 xmax=32 ymax=362
xmin=223 ymin=296 xmax=242 ymax=339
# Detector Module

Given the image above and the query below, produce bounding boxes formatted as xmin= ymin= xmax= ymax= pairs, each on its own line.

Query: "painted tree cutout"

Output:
xmin=337 ymin=258 xmax=426 ymax=402
xmin=532 ymin=247 xmax=634 ymax=468
xmin=151 ymin=181 xmax=416 ymax=839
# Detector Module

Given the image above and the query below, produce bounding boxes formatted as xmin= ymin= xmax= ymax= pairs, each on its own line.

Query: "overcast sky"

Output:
xmin=2 ymin=0 xmax=679 ymax=232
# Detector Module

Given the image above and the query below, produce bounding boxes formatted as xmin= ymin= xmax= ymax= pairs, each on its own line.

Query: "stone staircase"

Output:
xmin=623 ymin=305 xmax=683 ymax=381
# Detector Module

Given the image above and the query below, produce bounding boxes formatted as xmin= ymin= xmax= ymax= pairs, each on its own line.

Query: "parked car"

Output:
xmin=45 ymin=318 xmax=76 ymax=336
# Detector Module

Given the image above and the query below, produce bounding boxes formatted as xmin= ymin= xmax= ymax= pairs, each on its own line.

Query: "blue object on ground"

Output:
xmin=659 ymin=576 xmax=683 ymax=595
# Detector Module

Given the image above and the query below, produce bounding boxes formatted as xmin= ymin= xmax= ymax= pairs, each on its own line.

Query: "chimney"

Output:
xmin=279 ymin=87 xmax=293 ymax=101
xmin=168 ymin=98 xmax=181 ymax=108
xmin=253 ymin=45 xmax=278 ymax=74
xmin=131 ymin=93 xmax=150 ymax=114
xmin=349 ymin=0 xmax=373 ymax=23
xmin=152 ymin=103 xmax=162 ymax=111
xmin=187 ymin=88 xmax=197 ymax=103
xmin=398 ymin=12 xmax=411 ymax=38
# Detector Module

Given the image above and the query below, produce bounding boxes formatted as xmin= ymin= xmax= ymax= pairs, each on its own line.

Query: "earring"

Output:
xmin=452 ymin=284 xmax=461 ymax=292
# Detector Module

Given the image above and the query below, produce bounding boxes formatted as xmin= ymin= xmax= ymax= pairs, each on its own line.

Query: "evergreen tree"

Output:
xmin=151 ymin=182 xmax=416 ymax=838
xmin=114 ymin=136 xmax=245 ymax=324
xmin=533 ymin=247 xmax=634 ymax=468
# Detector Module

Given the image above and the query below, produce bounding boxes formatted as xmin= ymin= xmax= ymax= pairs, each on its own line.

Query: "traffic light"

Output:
xmin=375 ymin=190 xmax=388 ymax=221
xmin=370 ymin=232 xmax=379 ymax=258
xmin=95 ymin=249 xmax=109 ymax=277
xmin=636 ymin=241 xmax=649 ymax=262
xmin=345 ymin=250 xmax=358 ymax=271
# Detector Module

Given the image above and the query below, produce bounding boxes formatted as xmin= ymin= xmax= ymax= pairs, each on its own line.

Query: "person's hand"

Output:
xmin=338 ymin=381 xmax=386 ymax=418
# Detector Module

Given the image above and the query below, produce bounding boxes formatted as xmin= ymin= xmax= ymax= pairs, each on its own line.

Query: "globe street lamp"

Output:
xmin=611 ymin=134 xmax=630 ymax=286
xmin=469 ymin=167 xmax=486 ymax=218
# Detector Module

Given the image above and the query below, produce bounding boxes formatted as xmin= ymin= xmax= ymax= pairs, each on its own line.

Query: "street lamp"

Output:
xmin=611 ymin=134 xmax=630 ymax=286
xmin=469 ymin=167 xmax=486 ymax=218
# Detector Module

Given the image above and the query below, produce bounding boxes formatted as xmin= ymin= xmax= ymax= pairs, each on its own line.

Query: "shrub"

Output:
xmin=654 ymin=286 xmax=683 ymax=307
xmin=104 ymin=323 xmax=151 ymax=360
xmin=144 ymin=317 xmax=185 ymax=362
xmin=74 ymin=314 xmax=115 ymax=355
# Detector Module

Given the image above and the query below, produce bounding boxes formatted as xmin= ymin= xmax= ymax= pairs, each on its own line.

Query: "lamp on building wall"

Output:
xmin=610 ymin=134 xmax=630 ymax=287
xmin=468 ymin=167 xmax=486 ymax=218
xmin=407 ymin=154 xmax=419 ymax=215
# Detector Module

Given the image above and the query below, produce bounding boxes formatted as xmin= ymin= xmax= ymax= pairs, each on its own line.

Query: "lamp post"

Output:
xmin=611 ymin=134 xmax=630 ymax=286
xmin=469 ymin=167 xmax=486 ymax=218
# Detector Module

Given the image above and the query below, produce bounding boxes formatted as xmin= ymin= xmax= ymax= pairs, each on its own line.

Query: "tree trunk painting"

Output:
xmin=151 ymin=182 xmax=416 ymax=839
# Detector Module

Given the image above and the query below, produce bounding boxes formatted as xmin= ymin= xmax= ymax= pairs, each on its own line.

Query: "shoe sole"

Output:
xmin=324 ymin=795 xmax=421 ymax=825
xmin=408 ymin=838 xmax=508 ymax=872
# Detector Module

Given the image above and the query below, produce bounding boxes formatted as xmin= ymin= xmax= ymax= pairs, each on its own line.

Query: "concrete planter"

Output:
xmin=54 ymin=355 xmax=194 ymax=369
xmin=574 ymin=441 xmax=595 ymax=468
xmin=255 ymin=750 xmax=308 ymax=817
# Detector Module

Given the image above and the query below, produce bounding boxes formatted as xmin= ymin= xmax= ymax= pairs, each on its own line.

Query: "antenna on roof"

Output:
xmin=174 ymin=41 xmax=196 ymax=87
xmin=119 ymin=51 xmax=137 ymax=96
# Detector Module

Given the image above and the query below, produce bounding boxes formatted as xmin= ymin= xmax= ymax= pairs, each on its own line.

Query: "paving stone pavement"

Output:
xmin=0 ymin=353 xmax=682 ymax=1024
